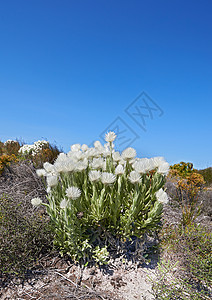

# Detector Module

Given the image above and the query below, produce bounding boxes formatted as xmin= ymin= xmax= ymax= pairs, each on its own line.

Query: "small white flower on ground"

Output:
xmin=105 ymin=131 xmax=117 ymax=142
xmin=89 ymin=170 xmax=101 ymax=182
xmin=155 ymin=188 xmax=169 ymax=204
xmin=31 ymin=197 xmax=42 ymax=207
xmin=122 ymin=147 xmax=137 ymax=160
xmin=101 ymin=172 xmax=116 ymax=184
xmin=115 ymin=164 xmax=125 ymax=175
xmin=128 ymin=171 xmax=141 ymax=184
xmin=47 ymin=175 xmax=58 ymax=187
xmin=66 ymin=186 xmax=81 ymax=200
xmin=36 ymin=169 xmax=46 ymax=177
xmin=60 ymin=198 xmax=68 ymax=209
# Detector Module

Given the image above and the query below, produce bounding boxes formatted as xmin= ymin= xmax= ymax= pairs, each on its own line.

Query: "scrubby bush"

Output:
xmin=169 ymin=162 xmax=205 ymax=227
xmin=32 ymin=131 xmax=170 ymax=264
xmin=3 ymin=140 xmax=21 ymax=156
xmin=198 ymin=167 xmax=212 ymax=187
xmin=0 ymin=139 xmax=61 ymax=175
xmin=18 ymin=140 xmax=61 ymax=168
xmin=152 ymin=223 xmax=212 ymax=299
xmin=0 ymin=194 xmax=53 ymax=280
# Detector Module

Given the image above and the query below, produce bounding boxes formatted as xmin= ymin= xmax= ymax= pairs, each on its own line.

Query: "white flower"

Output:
xmin=60 ymin=198 xmax=68 ymax=209
xmin=152 ymin=157 xmax=166 ymax=168
xmin=54 ymin=161 xmax=65 ymax=173
xmin=129 ymin=158 xmax=136 ymax=165
xmin=81 ymin=144 xmax=88 ymax=152
xmin=157 ymin=162 xmax=170 ymax=175
xmin=155 ymin=188 xmax=169 ymax=204
xmin=47 ymin=175 xmax=58 ymax=187
xmin=118 ymin=158 xmax=126 ymax=165
xmin=128 ymin=171 xmax=141 ymax=184
xmin=36 ymin=169 xmax=46 ymax=177
xmin=62 ymin=160 xmax=76 ymax=172
xmin=133 ymin=158 xmax=155 ymax=173
xmin=46 ymin=187 xmax=51 ymax=194
xmin=115 ymin=164 xmax=124 ymax=175
xmin=84 ymin=148 xmax=98 ymax=159
xmin=102 ymin=148 xmax=111 ymax=157
xmin=66 ymin=186 xmax=81 ymax=200
xmin=18 ymin=140 xmax=49 ymax=156
xmin=101 ymin=172 xmax=116 ymax=185
xmin=75 ymin=160 xmax=88 ymax=171
xmin=31 ymin=197 xmax=42 ymax=207
xmin=43 ymin=162 xmax=55 ymax=173
xmin=94 ymin=141 xmax=102 ymax=148
xmin=105 ymin=131 xmax=117 ymax=142
xmin=112 ymin=151 xmax=121 ymax=162
xmin=55 ymin=153 xmax=67 ymax=162
xmin=71 ymin=144 xmax=81 ymax=152
xmin=95 ymin=144 xmax=105 ymax=155
xmin=90 ymin=157 xmax=105 ymax=169
xmin=89 ymin=170 xmax=101 ymax=182
xmin=69 ymin=151 xmax=84 ymax=161
xmin=122 ymin=147 xmax=137 ymax=160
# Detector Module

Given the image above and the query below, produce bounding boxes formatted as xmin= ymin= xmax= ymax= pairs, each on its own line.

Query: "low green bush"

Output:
xmin=152 ymin=223 xmax=212 ymax=299
xmin=32 ymin=131 xmax=170 ymax=264
xmin=0 ymin=194 xmax=53 ymax=280
xmin=198 ymin=167 xmax=212 ymax=187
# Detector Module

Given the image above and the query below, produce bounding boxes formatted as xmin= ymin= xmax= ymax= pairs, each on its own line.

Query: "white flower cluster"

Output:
xmin=4 ymin=139 xmax=16 ymax=145
xmin=35 ymin=130 xmax=169 ymax=204
xmin=19 ymin=140 xmax=49 ymax=156
xmin=132 ymin=157 xmax=170 ymax=176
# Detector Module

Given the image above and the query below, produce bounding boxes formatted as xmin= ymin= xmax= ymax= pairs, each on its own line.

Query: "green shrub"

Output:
xmin=153 ymin=223 xmax=212 ymax=299
xmin=198 ymin=167 xmax=212 ymax=187
xmin=32 ymin=132 xmax=170 ymax=264
xmin=0 ymin=195 xmax=53 ymax=280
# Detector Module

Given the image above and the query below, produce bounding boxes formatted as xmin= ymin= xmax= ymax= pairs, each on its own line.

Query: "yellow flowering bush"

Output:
xmin=169 ymin=162 xmax=205 ymax=226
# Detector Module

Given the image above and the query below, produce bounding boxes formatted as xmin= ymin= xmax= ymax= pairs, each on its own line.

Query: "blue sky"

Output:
xmin=0 ymin=0 xmax=211 ymax=169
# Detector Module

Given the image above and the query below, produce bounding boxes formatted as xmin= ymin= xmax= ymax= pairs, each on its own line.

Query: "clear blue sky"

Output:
xmin=0 ymin=0 xmax=211 ymax=169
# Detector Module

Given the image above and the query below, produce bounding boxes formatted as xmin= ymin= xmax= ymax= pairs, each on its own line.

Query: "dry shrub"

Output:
xmin=0 ymin=160 xmax=54 ymax=284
